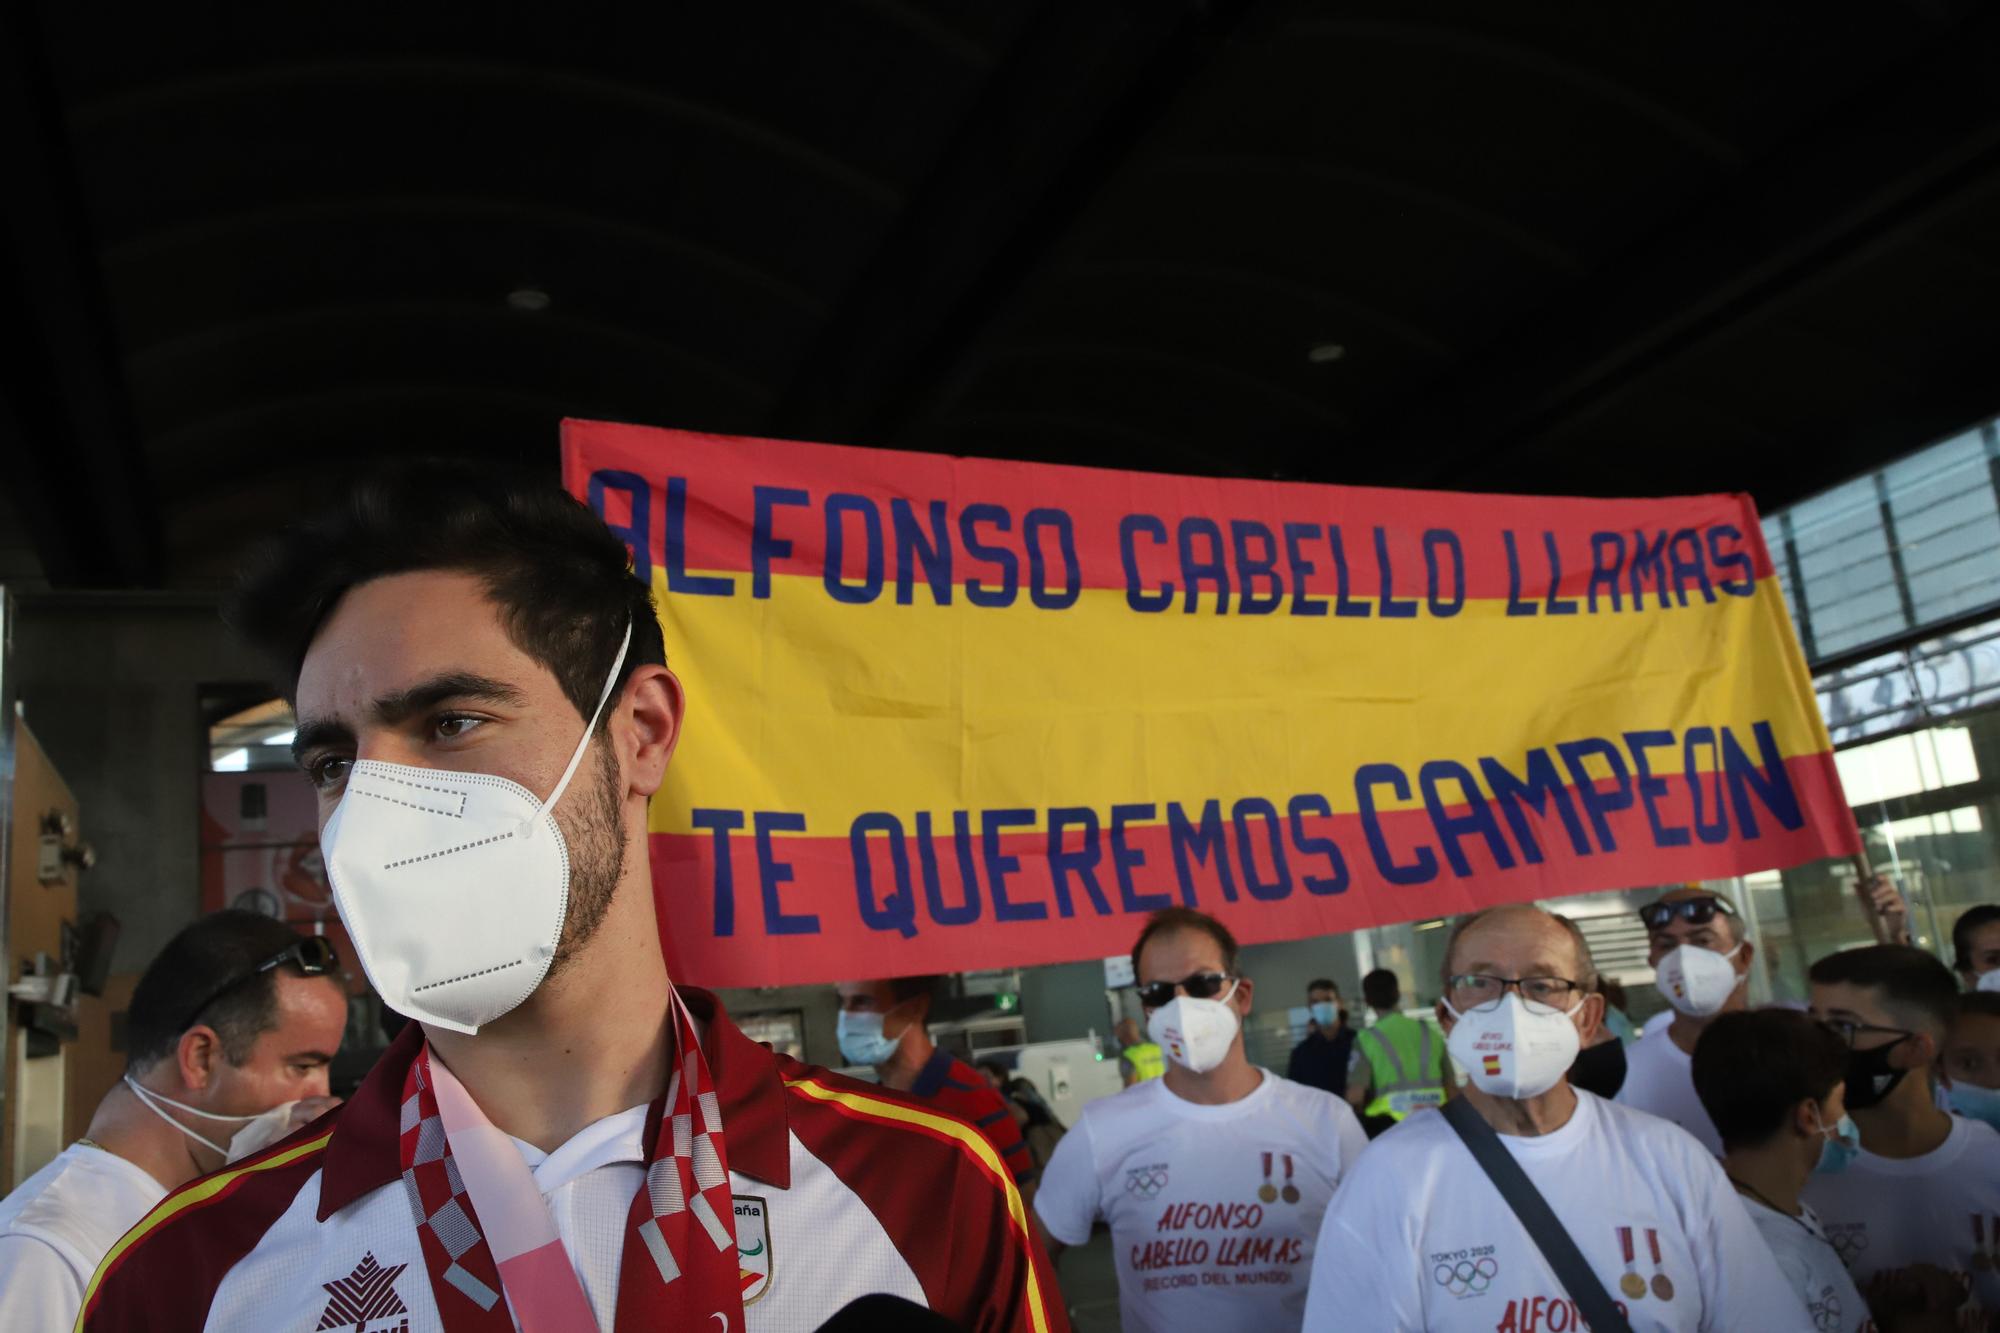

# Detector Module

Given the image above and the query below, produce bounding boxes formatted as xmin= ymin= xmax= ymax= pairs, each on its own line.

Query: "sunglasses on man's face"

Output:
xmin=1638 ymin=896 xmax=1737 ymax=932
xmin=1137 ymin=971 xmax=1234 ymax=1010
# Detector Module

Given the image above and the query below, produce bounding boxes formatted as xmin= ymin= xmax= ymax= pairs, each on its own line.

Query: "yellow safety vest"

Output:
xmin=1357 ymin=1013 xmax=1446 ymax=1120
xmin=1123 ymin=1043 xmax=1166 ymax=1081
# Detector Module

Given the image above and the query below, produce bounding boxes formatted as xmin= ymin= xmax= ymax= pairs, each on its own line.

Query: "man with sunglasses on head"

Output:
xmin=1616 ymin=887 xmax=1754 ymax=1155
xmin=0 ymin=910 xmax=346 ymax=1329
xmin=1305 ymin=903 xmax=1809 ymax=1331
xmin=1032 ymin=908 xmax=1366 ymax=1332
xmin=1803 ymin=944 xmax=2000 ymax=1323
xmin=78 ymin=467 xmax=1062 ymax=1333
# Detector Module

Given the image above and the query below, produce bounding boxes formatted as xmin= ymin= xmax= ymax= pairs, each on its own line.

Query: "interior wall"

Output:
xmin=4 ymin=718 xmax=79 ymax=1190
xmin=11 ymin=593 xmax=255 ymax=975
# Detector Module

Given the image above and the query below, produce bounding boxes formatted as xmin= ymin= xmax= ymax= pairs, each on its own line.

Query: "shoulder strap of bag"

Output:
xmin=1440 ymin=1097 xmax=1633 ymax=1333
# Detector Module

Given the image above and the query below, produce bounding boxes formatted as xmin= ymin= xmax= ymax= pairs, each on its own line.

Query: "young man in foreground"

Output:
xmin=78 ymin=467 xmax=1060 ymax=1332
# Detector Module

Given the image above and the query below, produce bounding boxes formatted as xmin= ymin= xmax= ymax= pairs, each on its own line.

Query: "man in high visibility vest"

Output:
xmin=1114 ymin=1016 xmax=1165 ymax=1085
xmin=1343 ymin=968 xmax=1448 ymax=1136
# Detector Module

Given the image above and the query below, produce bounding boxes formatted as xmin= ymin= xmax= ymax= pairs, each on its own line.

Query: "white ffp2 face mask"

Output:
xmin=1655 ymin=942 xmax=1745 ymax=1017
xmin=1147 ymin=981 xmax=1241 ymax=1075
xmin=1977 ymin=969 xmax=2000 ymax=995
xmin=125 ymin=1077 xmax=301 ymax=1163
xmin=321 ymin=624 xmax=631 ymax=1035
xmin=1444 ymin=992 xmax=1584 ymax=1101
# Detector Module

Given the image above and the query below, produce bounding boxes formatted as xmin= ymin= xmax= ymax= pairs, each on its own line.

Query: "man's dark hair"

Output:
xmin=1691 ymin=1009 xmax=1848 ymax=1153
xmin=1307 ymin=977 xmax=1338 ymax=996
xmin=229 ymin=461 xmax=667 ymax=728
xmin=1808 ymin=944 xmax=1957 ymax=1038
xmin=1953 ymin=992 xmax=2000 ymax=1026
xmin=886 ymin=974 xmax=943 ymax=1007
xmin=1131 ymin=908 xmax=1239 ymax=980
xmin=126 ymin=911 xmax=334 ymax=1071
xmin=1362 ymin=968 xmax=1401 ymax=1011
xmin=1953 ymin=904 xmax=2000 ymax=973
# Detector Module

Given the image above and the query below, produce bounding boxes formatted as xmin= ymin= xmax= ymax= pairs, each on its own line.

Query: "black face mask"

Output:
xmin=1843 ymin=1036 xmax=1911 ymax=1110
xmin=1569 ymin=1038 xmax=1628 ymax=1099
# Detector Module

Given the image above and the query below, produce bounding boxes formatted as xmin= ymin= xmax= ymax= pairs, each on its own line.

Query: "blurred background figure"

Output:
xmin=835 ymin=975 xmax=1035 ymax=1191
xmin=1286 ymin=976 xmax=1353 ymax=1097
xmin=1113 ymin=1015 xmax=1163 ymax=1087
xmin=1939 ymin=992 xmax=2000 ymax=1129
xmin=0 ymin=912 xmax=345 ymax=1330
xmin=1344 ymin=967 xmax=1448 ymax=1137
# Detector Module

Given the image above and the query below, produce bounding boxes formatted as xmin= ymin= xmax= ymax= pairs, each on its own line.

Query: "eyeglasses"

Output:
xmin=1818 ymin=1016 xmax=1912 ymax=1049
xmin=1637 ymin=896 xmax=1737 ymax=932
xmin=1137 ymin=971 xmax=1234 ymax=1010
xmin=1446 ymin=974 xmax=1584 ymax=1015
xmin=178 ymin=935 xmax=339 ymax=1034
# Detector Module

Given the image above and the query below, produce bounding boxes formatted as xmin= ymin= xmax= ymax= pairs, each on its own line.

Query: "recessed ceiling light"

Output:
xmin=1307 ymin=343 xmax=1345 ymax=363
xmin=507 ymin=287 xmax=551 ymax=313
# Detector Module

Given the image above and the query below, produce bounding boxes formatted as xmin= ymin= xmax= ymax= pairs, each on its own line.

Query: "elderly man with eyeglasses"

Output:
xmin=0 ymin=910 xmax=347 ymax=1329
xmin=1304 ymin=902 xmax=1811 ymax=1332
xmin=1031 ymin=907 xmax=1368 ymax=1333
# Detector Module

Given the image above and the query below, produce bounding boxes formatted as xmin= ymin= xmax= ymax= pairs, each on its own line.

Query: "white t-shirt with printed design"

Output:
xmin=1738 ymin=1195 xmax=1871 ymax=1333
xmin=1615 ymin=1028 xmax=1724 ymax=1156
xmin=1303 ymin=1089 xmax=1813 ymax=1332
xmin=1033 ymin=1067 xmax=1367 ymax=1333
xmin=1802 ymin=1112 xmax=2000 ymax=1321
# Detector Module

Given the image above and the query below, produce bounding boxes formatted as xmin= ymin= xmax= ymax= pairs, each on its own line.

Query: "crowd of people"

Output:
xmin=0 ymin=465 xmax=1992 ymax=1332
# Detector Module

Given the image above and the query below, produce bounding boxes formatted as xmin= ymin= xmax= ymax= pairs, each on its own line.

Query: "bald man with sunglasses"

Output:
xmin=1031 ymin=908 xmax=1366 ymax=1333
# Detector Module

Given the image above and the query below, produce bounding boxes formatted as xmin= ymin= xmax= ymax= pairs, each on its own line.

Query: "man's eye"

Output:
xmin=307 ymin=756 xmax=353 ymax=790
xmin=434 ymin=715 xmax=484 ymax=740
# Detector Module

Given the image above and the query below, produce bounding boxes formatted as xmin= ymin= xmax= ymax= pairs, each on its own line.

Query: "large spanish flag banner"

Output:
xmin=562 ymin=420 xmax=1858 ymax=988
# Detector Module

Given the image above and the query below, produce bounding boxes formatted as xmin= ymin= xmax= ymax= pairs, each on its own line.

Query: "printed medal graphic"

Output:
xmin=1617 ymin=1226 xmax=1645 ymax=1300
xmin=1645 ymin=1227 xmax=1673 ymax=1300
xmin=734 ymin=1196 xmax=773 ymax=1305
xmin=1257 ymin=1151 xmax=1277 ymax=1203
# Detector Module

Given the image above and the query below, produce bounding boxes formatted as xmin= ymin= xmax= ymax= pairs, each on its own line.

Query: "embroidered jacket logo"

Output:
xmin=316 ymin=1251 xmax=410 ymax=1332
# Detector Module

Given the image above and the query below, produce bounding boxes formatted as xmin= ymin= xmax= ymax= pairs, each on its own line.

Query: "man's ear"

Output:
xmin=1233 ymin=976 xmax=1254 ymax=1017
xmin=1435 ymin=999 xmax=1456 ymax=1035
xmin=1574 ymin=993 xmax=1605 ymax=1047
xmin=1790 ymin=1096 xmax=1822 ymax=1138
xmin=1736 ymin=938 xmax=1757 ymax=973
xmin=615 ymin=664 xmax=684 ymax=799
xmin=176 ymin=1025 xmax=222 ymax=1092
xmin=1892 ymin=1030 xmax=1939 ymax=1072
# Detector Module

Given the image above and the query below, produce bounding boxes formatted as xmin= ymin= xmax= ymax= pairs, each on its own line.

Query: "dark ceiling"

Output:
xmin=6 ymin=1 xmax=2000 ymax=589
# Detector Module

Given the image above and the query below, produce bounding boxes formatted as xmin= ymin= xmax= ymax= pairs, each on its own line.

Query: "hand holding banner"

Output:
xmin=563 ymin=420 xmax=1857 ymax=988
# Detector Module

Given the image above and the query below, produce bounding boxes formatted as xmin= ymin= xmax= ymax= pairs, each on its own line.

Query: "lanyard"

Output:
xmin=398 ymin=988 xmax=747 ymax=1331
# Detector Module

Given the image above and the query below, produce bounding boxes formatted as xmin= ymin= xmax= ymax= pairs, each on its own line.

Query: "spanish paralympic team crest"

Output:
xmin=734 ymin=1196 xmax=772 ymax=1304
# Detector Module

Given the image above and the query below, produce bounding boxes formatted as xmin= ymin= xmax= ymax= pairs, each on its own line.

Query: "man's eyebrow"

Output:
xmin=370 ymin=672 xmax=527 ymax=725
xmin=290 ymin=672 xmax=526 ymax=766
xmin=291 ymin=718 xmax=353 ymax=766
xmin=287 ymin=1049 xmax=337 ymax=1065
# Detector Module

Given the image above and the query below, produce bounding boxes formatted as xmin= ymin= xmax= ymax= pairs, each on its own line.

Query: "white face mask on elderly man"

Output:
xmin=1443 ymin=992 xmax=1584 ymax=1101
xmin=319 ymin=623 xmax=631 ymax=1035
